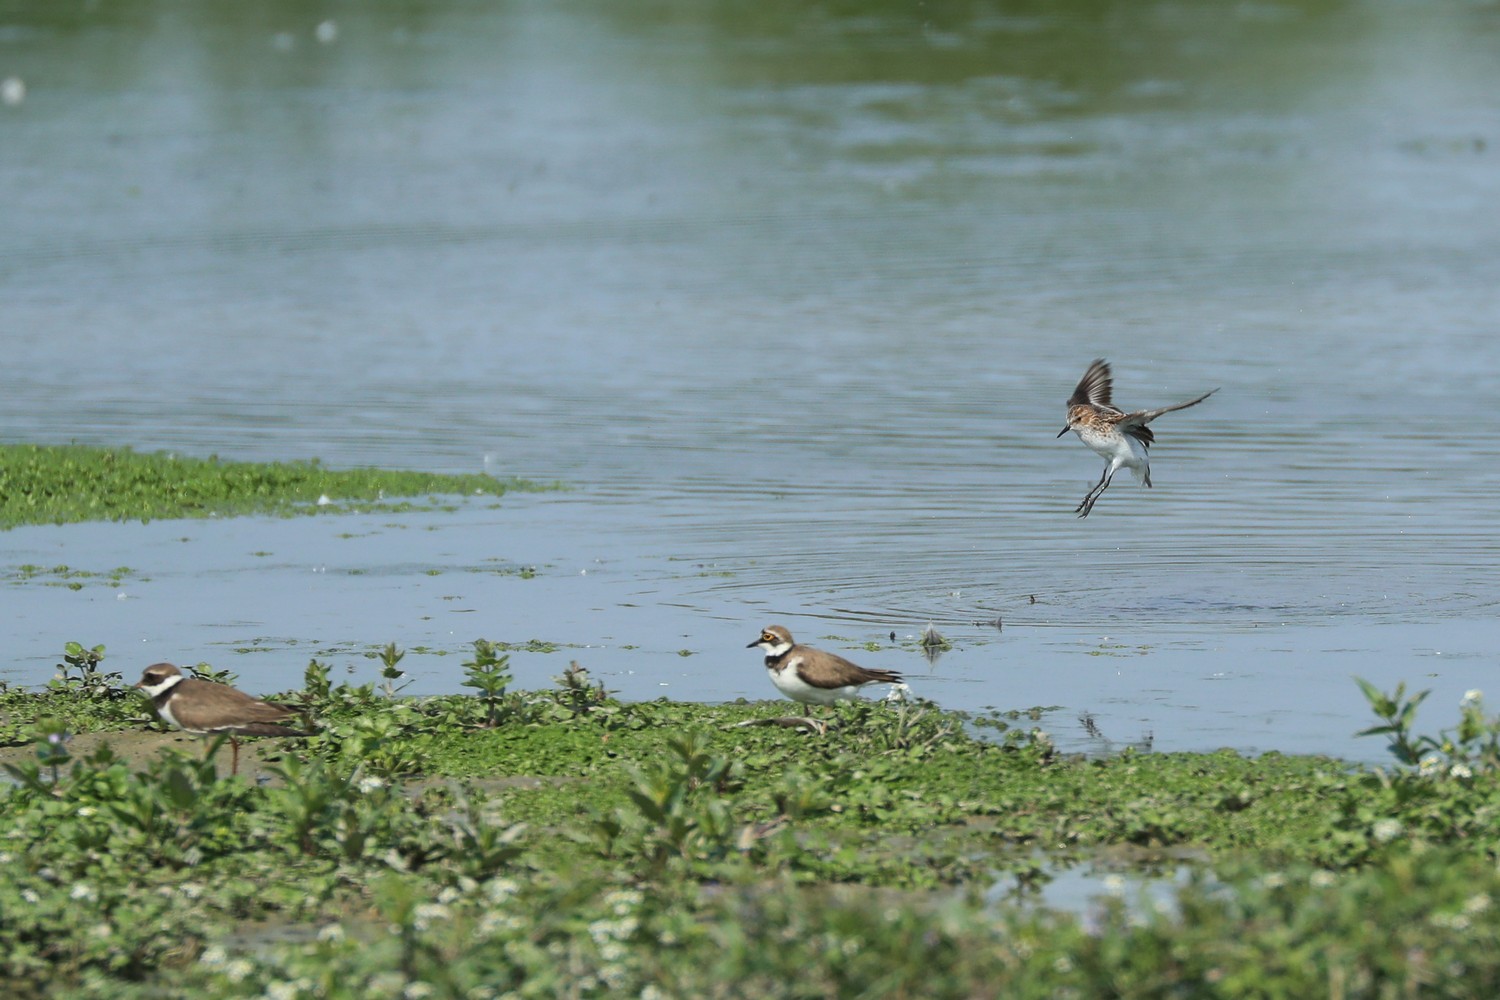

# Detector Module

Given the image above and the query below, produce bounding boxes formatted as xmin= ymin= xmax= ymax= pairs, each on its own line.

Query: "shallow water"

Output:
xmin=3 ymin=0 xmax=1499 ymax=761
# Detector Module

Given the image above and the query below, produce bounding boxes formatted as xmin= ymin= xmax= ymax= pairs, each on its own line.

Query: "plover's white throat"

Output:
xmin=747 ymin=625 xmax=904 ymax=706
xmin=134 ymin=663 xmax=311 ymax=775
xmin=1057 ymin=359 xmax=1217 ymax=518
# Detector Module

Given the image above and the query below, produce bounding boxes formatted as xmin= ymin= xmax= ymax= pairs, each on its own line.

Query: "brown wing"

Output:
xmin=1067 ymin=359 xmax=1113 ymax=409
xmin=797 ymin=648 xmax=904 ymax=689
xmin=169 ymin=679 xmax=307 ymax=736
xmin=1118 ymin=388 xmax=1218 ymax=432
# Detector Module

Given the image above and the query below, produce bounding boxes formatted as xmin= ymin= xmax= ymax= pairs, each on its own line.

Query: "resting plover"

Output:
xmin=135 ymin=663 xmax=310 ymax=775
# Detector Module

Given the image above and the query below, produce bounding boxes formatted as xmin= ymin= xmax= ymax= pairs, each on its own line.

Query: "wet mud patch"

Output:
xmin=0 ymin=729 xmax=302 ymax=784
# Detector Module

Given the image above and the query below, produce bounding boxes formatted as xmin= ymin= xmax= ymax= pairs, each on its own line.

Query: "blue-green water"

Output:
xmin=3 ymin=0 xmax=1498 ymax=759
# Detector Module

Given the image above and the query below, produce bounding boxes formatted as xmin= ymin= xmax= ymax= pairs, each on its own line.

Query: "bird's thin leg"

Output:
xmin=1077 ymin=470 xmax=1115 ymax=518
xmin=1075 ymin=466 xmax=1112 ymax=515
xmin=1073 ymin=468 xmax=1108 ymax=513
xmin=230 ymin=736 xmax=241 ymax=777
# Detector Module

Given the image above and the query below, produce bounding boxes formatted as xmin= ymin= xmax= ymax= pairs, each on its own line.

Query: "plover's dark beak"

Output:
xmin=746 ymin=638 xmax=762 ymax=648
xmin=1056 ymin=426 xmax=1070 ymax=438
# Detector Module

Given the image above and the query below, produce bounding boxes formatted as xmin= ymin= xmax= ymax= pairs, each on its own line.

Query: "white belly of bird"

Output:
xmin=156 ymin=699 xmax=186 ymax=731
xmin=770 ymin=658 xmax=862 ymax=706
xmin=1078 ymin=426 xmax=1150 ymax=483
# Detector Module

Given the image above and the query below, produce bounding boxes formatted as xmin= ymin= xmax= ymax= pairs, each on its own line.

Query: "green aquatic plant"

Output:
xmin=49 ymin=641 xmax=122 ymax=700
xmin=1318 ymin=679 xmax=1500 ymax=868
xmin=461 ymin=639 xmax=514 ymax=728
xmin=17 ymin=654 xmax=1500 ymax=995
xmin=1355 ymin=677 xmax=1500 ymax=777
xmin=590 ymin=731 xmax=747 ymax=874
xmin=553 ymin=660 xmax=611 ymax=716
xmin=374 ymin=642 xmax=409 ymax=699
xmin=0 ymin=443 xmax=554 ymax=528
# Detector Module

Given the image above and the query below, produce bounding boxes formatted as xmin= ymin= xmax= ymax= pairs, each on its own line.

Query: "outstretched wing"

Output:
xmin=1067 ymin=359 xmax=1114 ymax=409
xmin=1121 ymin=387 xmax=1218 ymax=429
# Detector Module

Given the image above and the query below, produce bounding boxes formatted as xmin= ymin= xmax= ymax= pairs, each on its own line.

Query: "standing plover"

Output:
xmin=747 ymin=625 xmax=904 ymax=706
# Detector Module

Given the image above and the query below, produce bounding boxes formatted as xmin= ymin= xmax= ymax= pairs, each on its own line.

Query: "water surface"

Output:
xmin=3 ymin=0 xmax=1499 ymax=760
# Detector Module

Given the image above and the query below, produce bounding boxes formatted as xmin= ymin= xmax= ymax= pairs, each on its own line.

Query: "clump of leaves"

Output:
xmin=1355 ymin=677 xmax=1498 ymax=775
xmin=553 ymin=660 xmax=611 ymax=716
xmin=590 ymin=731 xmax=749 ymax=874
xmin=462 ymin=639 xmax=514 ymax=728
xmin=1320 ymin=680 xmax=1500 ymax=867
xmin=374 ymin=642 xmax=409 ymax=699
xmin=48 ymin=642 xmax=123 ymax=700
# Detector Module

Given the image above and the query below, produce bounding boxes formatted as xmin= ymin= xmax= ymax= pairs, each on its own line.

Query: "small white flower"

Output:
xmin=317 ymin=923 xmax=346 ymax=943
xmin=1463 ymin=689 xmax=1483 ymax=706
xmin=476 ymin=911 xmax=525 ymax=938
xmin=412 ymin=903 xmax=451 ymax=931
xmin=1054 ymin=956 xmax=1074 ymax=974
xmin=599 ymin=963 xmax=628 ymax=989
xmin=225 ymin=958 xmax=255 ymax=983
xmin=90 ymin=923 xmax=113 ymax=938
xmin=199 ymin=945 xmax=228 ymax=967
xmin=1465 ymin=893 xmax=1491 ymax=915
xmin=20 ymin=889 xmax=40 ymax=904
xmin=76 ymin=807 xmax=97 ymax=818
xmin=265 ymin=982 xmax=300 ymax=1000
xmin=1419 ymin=755 xmax=1443 ymax=776
xmin=1451 ymin=763 xmax=1474 ymax=779
xmin=1309 ymin=870 xmax=1337 ymax=889
xmin=489 ymin=881 xmax=525 ymax=911
xmin=486 ymin=877 xmax=519 ymax=904
xmin=1372 ymin=819 xmax=1404 ymax=843
xmin=604 ymin=889 xmax=642 ymax=916
xmin=368 ymin=973 xmax=406 ymax=995
xmin=1262 ymin=873 xmax=1287 ymax=889
xmin=69 ymin=883 xmax=97 ymax=903
xmin=436 ymin=886 xmax=461 ymax=905
xmin=403 ymin=984 xmax=435 ymax=1000
xmin=179 ymin=882 xmax=205 ymax=900
xmin=357 ymin=775 xmax=386 ymax=794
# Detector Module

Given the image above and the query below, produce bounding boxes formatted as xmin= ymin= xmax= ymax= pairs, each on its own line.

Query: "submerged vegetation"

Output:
xmin=2 ymin=642 xmax=1500 ymax=996
xmin=0 ymin=443 xmax=553 ymax=528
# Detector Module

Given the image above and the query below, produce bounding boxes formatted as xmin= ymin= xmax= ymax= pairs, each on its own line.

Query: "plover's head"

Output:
xmin=134 ymin=662 xmax=185 ymax=697
xmin=747 ymin=625 xmax=795 ymax=656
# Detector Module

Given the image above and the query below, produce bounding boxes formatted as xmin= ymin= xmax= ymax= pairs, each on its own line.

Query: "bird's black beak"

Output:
xmin=1056 ymin=426 xmax=1070 ymax=438
xmin=746 ymin=638 xmax=761 ymax=648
